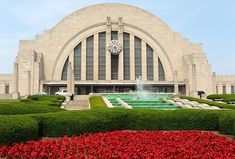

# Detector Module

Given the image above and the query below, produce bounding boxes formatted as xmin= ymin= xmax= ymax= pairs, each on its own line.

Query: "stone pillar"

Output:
xmin=174 ymin=71 xmax=179 ymax=94
xmin=118 ymin=17 xmax=124 ymax=80
xmin=141 ymin=41 xmax=147 ymax=80
xmin=33 ymin=62 xmax=40 ymax=94
xmin=153 ymin=51 xmax=159 ymax=81
xmin=12 ymin=62 xmax=20 ymax=99
xmin=27 ymin=71 xmax=31 ymax=96
xmin=185 ymin=78 xmax=189 ymax=96
xmin=93 ymin=33 xmax=99 ymax=81
xmin=67 ymin=62 xmax=72 ymax=96
xmin=130 ymin=35 xmax=135 ymax=81
xmin=227 ymin=83 xmax=231 ymax=94
xmin=191 ymin=64 xmax=197 ymax=97
xmin=81 ymin=40 xmax=86 ymax=80
xmin=106 ymin=17 xmax=111 ymax=80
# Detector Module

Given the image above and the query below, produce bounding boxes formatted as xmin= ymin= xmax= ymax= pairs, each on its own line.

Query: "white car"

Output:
xmin=55 ymin=89 xmax=68 ymax=96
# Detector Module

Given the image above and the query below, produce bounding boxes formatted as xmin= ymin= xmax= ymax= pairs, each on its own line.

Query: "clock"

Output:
xmin=108 ymin=40 xmax=122 ymax=55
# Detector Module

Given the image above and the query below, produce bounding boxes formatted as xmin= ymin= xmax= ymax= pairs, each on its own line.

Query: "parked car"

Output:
xmin=33 ymin=92 xmax=47 ymax=96
xmin=55 ymin=89 xmax=68 ymax=96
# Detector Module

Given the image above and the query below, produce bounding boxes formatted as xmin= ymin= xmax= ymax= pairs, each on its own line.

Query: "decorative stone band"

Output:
xmin=102 ymin=97 xmax=114 ymax=108
xmin=116 ymin=98 xmax=133 ymax=109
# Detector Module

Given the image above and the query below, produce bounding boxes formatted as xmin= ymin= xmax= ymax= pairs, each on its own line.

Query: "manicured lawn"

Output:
xmin=0 ymin=95 xmax=66 ymax=115
xmin=0 ymin=99 xmax=19 ymax=103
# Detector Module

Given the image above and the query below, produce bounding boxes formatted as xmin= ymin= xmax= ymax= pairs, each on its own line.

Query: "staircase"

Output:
xmin=64 ymin=95 xmax=90 ymax=110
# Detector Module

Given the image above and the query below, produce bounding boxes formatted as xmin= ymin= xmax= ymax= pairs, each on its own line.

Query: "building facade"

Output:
xmin=0 ymin=3 xmax=234 ymax=99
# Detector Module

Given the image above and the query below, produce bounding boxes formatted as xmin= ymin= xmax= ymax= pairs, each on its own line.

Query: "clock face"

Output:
xmin=108 ymin=40 xmax=122 ymax=55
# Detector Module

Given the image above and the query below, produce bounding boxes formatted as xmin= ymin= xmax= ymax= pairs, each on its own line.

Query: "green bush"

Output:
xmin=20 ymin=99 xmax=30 ymax=102
xmin=89 ymin=96 xmax=107 ymax=109
xmin=219 ymin=111 xmax=235 ymax=136
xmin=0 ymin=115 xmax=39 ymax=145
xmin=36 ymin=109 xmax=220 ymax=137
xmin=1 ymin=109 xmax=235 ymax=145
xmin=0 ymin=95 xmax=66 ymax=115
xmin=207 ymin=94 xmax=235 ymax=103
xmin=180 ymin=96 xmax=235 ymax=109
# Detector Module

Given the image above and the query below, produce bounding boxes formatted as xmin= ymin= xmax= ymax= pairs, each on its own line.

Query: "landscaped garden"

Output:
xmin=0 ymin=94 xmax=235 ymax=158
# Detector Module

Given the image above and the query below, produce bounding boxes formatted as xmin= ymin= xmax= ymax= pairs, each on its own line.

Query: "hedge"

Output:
xmin=0 ymin=95 xmax=65 ymax=115
xmin=1 ymin=109 xmax=235 ymax=146
xmin=180 ymin=96 xmax=235 ymax=109
xmin=219 ymin=111 xmax=235 ymax=136
xmin=35 ymin=109 xmax=221 ymax=137
xmin=0 ymin=115 xmax=39 ymax=145
xmin=207 ymin=94 xmax=235 ymax=103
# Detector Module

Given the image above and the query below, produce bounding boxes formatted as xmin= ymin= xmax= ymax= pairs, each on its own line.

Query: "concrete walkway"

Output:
xmin=64 ymin=95 xmax=90 ymax=110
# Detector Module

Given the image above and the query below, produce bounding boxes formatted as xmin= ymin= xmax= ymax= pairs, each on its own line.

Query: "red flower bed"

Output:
xmin=0 ymin=130 xmax=234 ymax=159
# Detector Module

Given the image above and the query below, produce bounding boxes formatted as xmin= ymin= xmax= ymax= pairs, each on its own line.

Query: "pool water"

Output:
xmin=101 ymin=93 xmax=180 ymax=110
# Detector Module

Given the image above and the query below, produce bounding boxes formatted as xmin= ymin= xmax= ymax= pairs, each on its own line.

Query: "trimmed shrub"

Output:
xmin=0 ymin=103 xmax=65 ymax=115
xmin=207 ymin=94 xmax=235 ymax=103
xmin=0 ymin=95 xmax=66 ymax=115
xmin=0 ymin=115 xmax=39 ymax=145
xmin=89 ymin=96 xmax=107 ymax=109
xmin=36 ymin=109 xmax=220 ymax=137
xmin=219 ymin=111 xmax=235 ymax=136
xmin=180 ymin=96 xmax=235 ymax=109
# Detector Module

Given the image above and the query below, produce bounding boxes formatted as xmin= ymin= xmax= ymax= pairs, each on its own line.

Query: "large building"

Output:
xmin=0 ymin=3 xmax=235 ymax=99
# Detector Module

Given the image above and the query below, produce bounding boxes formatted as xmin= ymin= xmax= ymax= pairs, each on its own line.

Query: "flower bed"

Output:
xmin=0 ymin=130 xmax=234 ymax=158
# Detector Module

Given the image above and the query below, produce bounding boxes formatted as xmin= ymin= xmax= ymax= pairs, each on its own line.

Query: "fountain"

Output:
xmin=100 ymin=76 xmax=180 ymax=110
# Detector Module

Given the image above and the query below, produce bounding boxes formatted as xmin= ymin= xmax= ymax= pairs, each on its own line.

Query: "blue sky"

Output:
xmin=0 ymin=0 xmax=235 ymax=75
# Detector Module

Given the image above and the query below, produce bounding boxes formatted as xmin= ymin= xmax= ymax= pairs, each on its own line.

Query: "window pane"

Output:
xmin=123 ymin=32 xmax=130 ymax=80
xmin=146 ymin=44 xmax=153 ymax=80
xmin=86 ymin=35 xmax=94 ymax=80
xmin=5 ymin=84 xmax=9 ymax=94
xmin=61 ymin=57 xmax=69 ymax=80
xmin=98 ymin=32 xmax=106 ymax=80
xmin=135 ymin=36 xmax=142 ymax=78
xmin=158 ymin=58 xmax=165 ymax=81
xmin=74 ymin=43 xmax=81 ymax=80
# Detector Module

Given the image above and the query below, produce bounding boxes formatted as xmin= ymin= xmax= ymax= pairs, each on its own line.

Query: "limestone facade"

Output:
xmin=0 ymin=3 xmax=233 ymax=98
xmin=0 ymin=74 xmax=13 ymax=99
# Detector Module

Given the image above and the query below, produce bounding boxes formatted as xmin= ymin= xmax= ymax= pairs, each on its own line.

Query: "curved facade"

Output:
xmin=2 ymin=3 xmax=234 ymax=98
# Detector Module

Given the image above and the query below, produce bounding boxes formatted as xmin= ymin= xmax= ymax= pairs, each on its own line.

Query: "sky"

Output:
xmin=0 ymin=0 xmax=235 ymax=75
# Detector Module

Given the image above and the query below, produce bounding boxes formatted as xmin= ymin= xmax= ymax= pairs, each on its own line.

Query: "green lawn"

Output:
xmin=0 ymin=95 xmax=66 ymax=115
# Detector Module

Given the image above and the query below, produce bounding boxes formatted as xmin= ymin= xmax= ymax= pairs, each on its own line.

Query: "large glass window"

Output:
xmin=135 ymin=36 xmax=142 ymax=78
xmin=86 ymin=35 xmax=94 ymax=80
xmin=61 ymin=57 xmax=69 ymax=80
xmin=158 ymin=58 xmax=165 ymax=81
xmin=222 ymin=85 xmax=226 ymax=94
xmin=74 ymin=43 xmax=81 ymax=80
xmin=123 ymin=32 xmax=130 ymax=80
xmin=5 ymin=84 xmax=9 ymax=94
xmin=146 ymin=44 xmax=153 ymax=80
xmin=111 ymin=31 xmax=118 ymax=40
xmin=98 ymin=32 xmax=106 ymax=80
xmin=231 ymin=85 xmax=235 ymax=94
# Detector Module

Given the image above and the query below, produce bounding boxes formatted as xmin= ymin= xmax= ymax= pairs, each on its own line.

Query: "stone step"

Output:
xmin=64 ymin=95 xmax=90 ymax=110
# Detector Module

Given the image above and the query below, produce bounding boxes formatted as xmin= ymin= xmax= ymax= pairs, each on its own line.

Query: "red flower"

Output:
xmin=0 ymin=130 xmax=234 ymax=158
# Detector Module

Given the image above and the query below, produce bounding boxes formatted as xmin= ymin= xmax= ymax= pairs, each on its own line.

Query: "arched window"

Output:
xmin=158 ymin=58 xmax=165 ymax=81
xmin=134 ymin=36 xmax=142 ymax=78
xmin=61 ymin=57 xmax=69 ymax=80
xmin=98 ymin=32 xmax=106 ymax=80
xmin=86 ymin=35 xmax=94 ymax=80
xmin=146 ymin=44 xmax=153 ymax=80
xmin=123 ymin=32 xmax=130 ymax=80
xmin=74 ymin=43 xmax=81 ymax=80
